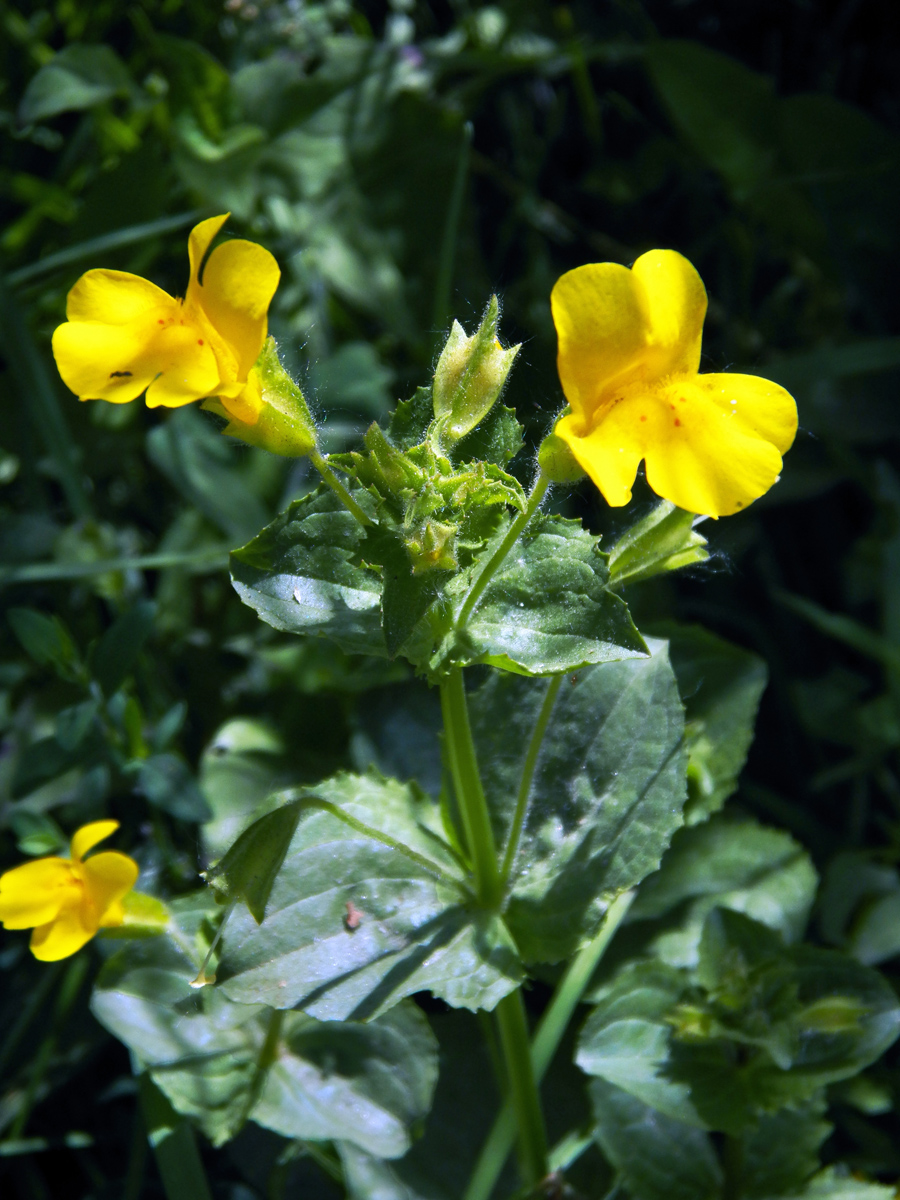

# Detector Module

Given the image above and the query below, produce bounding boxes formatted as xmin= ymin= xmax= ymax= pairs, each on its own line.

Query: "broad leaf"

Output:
xmin=212 ymin=772 xmax=522 ymax=1019
xmin=472 ymin=641 xmax=687 ymax=961
xmin=627 ymin=814 xmax=818 ymax=968
xmin=451 ymin=512 xmax=647 ymax=676
xmin=92 ymin=894 xmax=438 ymax=1157
xmin=654 ymin=621 xmax=768 ymax=821
xmin=589 ymin=1079 xmax=722 ymax=1200
xmin=230 ymin=484 xmax=385 ymax=658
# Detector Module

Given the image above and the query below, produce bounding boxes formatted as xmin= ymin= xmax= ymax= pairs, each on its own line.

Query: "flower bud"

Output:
xmin=405 ymin=520 xmax=458 ymax=574
xmin=432 ymin=296 xmax=519 ymax=445
xmin=607 ymin=500 xmax=709 ymax=587
xmin=203 ymin=338 xmax=317 ymax=458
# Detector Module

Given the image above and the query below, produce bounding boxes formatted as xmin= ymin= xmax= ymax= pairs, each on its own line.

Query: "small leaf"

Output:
xmin=19 ymin=45 xmax=134 ymax=124
xmin=230 ymin=484 xmax=385 ymax=658
xmin=89 ymin=600 xmax=156 ymax=697
xmin=450 ymin=402 xmax=524 ymax=468
xmin=8 ymin=606 xmax=80 ymax=680
xmin=388 ymin=385 xmax=436 ymax=450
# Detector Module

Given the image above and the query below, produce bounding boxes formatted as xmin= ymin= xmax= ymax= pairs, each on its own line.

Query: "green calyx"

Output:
xmin=203 ymin=337 xmax=318 ymax=458
xmin=607 ymin=500 xmax=709 ymax=587
xmin=537 ymin=429 xmax=586 ymax=484
xmin=432 ymin=296 xmax=520 ymax=447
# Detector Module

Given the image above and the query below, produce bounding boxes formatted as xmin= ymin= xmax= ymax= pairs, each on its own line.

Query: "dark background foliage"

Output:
xmin=1 ymin=0 xmax=899 ymax=1196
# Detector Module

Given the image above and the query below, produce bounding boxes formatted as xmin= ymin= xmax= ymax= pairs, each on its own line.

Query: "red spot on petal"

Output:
xmin=158 ymin=319 xmax=165 ymax=325
xmin=640 ymin=415 xmax=647 ymax=422
xmin=670 ymin=404 xmax=676 ymax=410
xmin=674 ymin=418 xmax=681 ymax=427
xmin=679 ymin=396 xmax=686 ymax=402
xmin=197 ymin=339 xmax=204 ymax=345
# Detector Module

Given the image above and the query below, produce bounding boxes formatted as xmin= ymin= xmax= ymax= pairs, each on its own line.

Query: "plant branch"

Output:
xmin=309 ymin=449 xmax=373 ymax=527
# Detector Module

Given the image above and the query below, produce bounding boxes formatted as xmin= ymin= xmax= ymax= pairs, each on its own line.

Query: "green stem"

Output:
xmin=309 ymin=449 xmax=373 ymax=527
xmin=500 ymin=674 xmax=563 ymax=887
xmin=457 ymin=472 xmax=549 ymax=630
xmin=494 ymin=992 xmax=548 ymax=1189
xmin=433 ymin=121 xmax=473 ymax=336
xmin=463 ymin=891 xmax=635 ymax=1200
xmin=439 ymin=669 xmax=502 ymax=908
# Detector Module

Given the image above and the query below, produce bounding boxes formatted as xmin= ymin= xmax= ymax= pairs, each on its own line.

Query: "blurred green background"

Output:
xmin=1 ymin=0 xmax=900 ymax=1196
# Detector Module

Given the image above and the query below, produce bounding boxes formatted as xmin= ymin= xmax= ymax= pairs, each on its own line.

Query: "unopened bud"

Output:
xmin=608 ymin=500 xmax=709 ymax=587
xmin=405 ymin=520 xmax=458 ymax=574
xmin=433 ymin=296 xmax=519 ymax=445
xmin=203 ymin=338 xmax=317 ymax=458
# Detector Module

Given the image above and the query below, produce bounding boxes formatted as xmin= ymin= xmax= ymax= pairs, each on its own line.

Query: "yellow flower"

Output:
xmin=0 ymin=820 xmax=138 ymax=961
xmin=52 ymin=214 xmax=280 ymax=425
xmin=550 ymin=250 xmax=797 ymax=518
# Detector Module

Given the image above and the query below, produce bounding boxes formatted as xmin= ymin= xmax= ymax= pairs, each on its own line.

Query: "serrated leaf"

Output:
xmin=213 ymin=773 xmax=522 ymax=1019
xmin=472 ymin=641 xmax=687 ymax=962
xmin=230 ymin=484 xmax=386 ymax=658
xmin=388 ymin=385 xmax=435 ymax=450
xmin=92 ymin=895 xmax=438 ymax=1157
xmin=741 ymin=1098 xmax=831 ymax=1199
xmin=450 ymin=402 xmax=523 ymax=468
xmin=628 ymin=815 xmax=818 ymax=968
xmin=787 ymin=1169 xmax=896 ymax=1200
xmin=449 ymin=513 xmax=647 ymax=676
xmin=589 ymin=1079 xmax=722 ymax=1200
xmin=654 ymin=621 xmax=768 ymax=821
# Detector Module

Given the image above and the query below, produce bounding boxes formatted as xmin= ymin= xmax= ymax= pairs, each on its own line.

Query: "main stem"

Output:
xmin=494 ymin=991 xmax=549 ymax=1188
xmin=463 ymin=891 xmax=636 ymax=1200
xmin=439 ymin=668 xmax=502 ymax=909
xmin=457 ymin=472 xmax=550 ymax=629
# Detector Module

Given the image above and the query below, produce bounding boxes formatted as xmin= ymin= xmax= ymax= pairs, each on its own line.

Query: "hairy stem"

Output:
xmin=309 ymin=449 xmax=373 ymax=527
xmin=457 ymin=472 xmax=550 ymax=629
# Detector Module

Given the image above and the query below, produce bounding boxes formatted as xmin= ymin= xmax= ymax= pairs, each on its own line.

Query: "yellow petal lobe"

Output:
xmin=66 ymin=269 xmax=174 ymax=324
xmin=0 ymin=858 xmax=75 ymax=929
xmin=631 ymin=250 xmax=707 ymax=378
xmin=193 ymin=238 xmax=280 ymax=380
xmin=71 ymin=819 xmax=120 ymax=862
xmin=81 ymin=851 xmax=140 ymax=926
xmin=30 ymin=900 xmax=95 ymax=962
xmin=551 ymin=262 xmax=648 ymax=425
xmin=188 ymin=214 xmax=231 ymax=287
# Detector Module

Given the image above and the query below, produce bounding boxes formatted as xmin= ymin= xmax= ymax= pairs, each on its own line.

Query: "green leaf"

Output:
xmin=388 ymin=385 xmax=436 ymax=451
xmin=450 ymin=403 xmax=524 ymax=469
xmin=472 ymin=640 xmax=686 ymax=962
xmin=654 ymin=621 xmax=768 ymax=821
xmin=139 ymin=1075 xmax=213 ymax=1200
xmin=89 ymin=600 xmax=156 ymax=697
xmin=577 ymin=960 xmax=702 ymax=1124
xmin=628 ymin=815 xmax=818 ymax=967
xmin=212 ymin=773 xmax=522 ymax=1019
xmin=7 ymin=606 xmax=80 ymax=680
xmin=138 ymin=754 xmax=212 ymax=823
xmin=451 ymin=513 xmax=647 ymax=677
xmin=786 ymin=1169 xmax=896 ymax=1200
xmin=589 ymin=1079 xmax=723 ymax=1200
xmin=92 ymin=896 xmax=438 ymax=1156
xmin=230 ymin=484 xmax=385 ymax=658
xmin=200 ymin=719 xmax=292 ymax=862
xmin=741 ymin=1098 xmax=831 ymax=1199
xmin=19 ymin=45 xmax=134 ymax=124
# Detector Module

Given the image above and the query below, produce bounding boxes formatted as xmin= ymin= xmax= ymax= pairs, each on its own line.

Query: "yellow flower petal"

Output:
xmin=0 ymin=858 xmax=75 ymax=930
xmin=142 ymin=322 xmax=222 ymax=408
xmin=551 ymin=262 xmax=648 ymax=425
xmin=192 ymin=238 xmax=281 ymax=380
xmin=642 ymin=375 xmax=794 ymax=518
xmin=65 ymin=269 xmax=174 ymax=325
xmin=80 ymin=851 xmax=139 ymax=926
xmin=71 ymin=819 xmax=120 ymax=863
xmin=555 ymin=410 xmax=644 ymax=508
xmin=52 ymin=315 xmax=169 ymax=403
xmin=188 ymin=213 xmax=231 ymax=287
xmin=631 ymin=250 xmax=706 ymax=378
xmin=30 ymin=900 xmax=95 ymax=962
xmin=218 ymin=369 xmax=264 ymax=425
